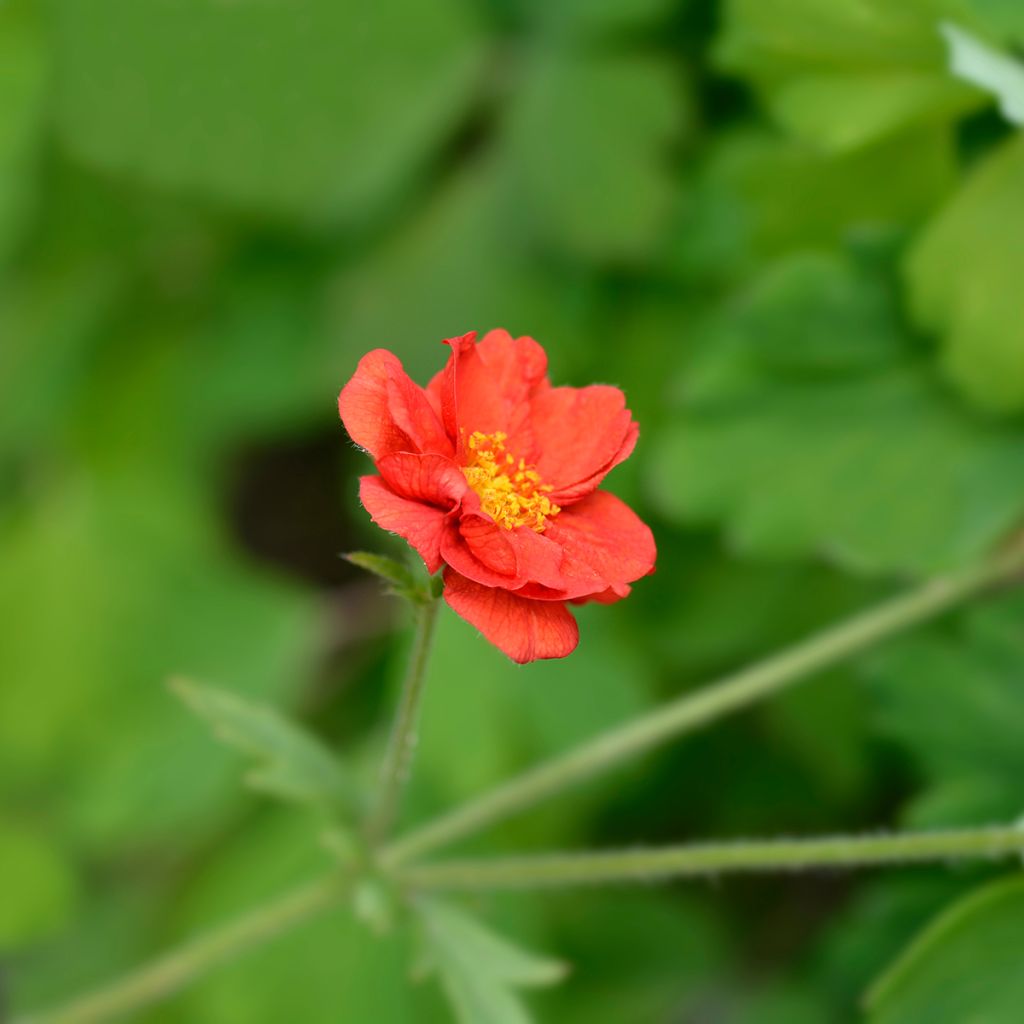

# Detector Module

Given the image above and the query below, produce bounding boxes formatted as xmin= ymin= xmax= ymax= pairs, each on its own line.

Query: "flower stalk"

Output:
xmin=381 ymin=543 xmax=1024 ymax=869
xmin=366 ymin=593 xmax=441 ymax=843
xmin=397 ymin=825 xmax=1024 ymax=890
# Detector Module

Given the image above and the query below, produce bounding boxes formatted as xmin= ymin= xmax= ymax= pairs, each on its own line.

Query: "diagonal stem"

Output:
xmin=398 ymin=825 xmax=1024 ymax=890
xmin=382 ymin=545 xmax=1024 ymax=869
xmin=14 ymin=875 xmax=347 ymax=1024
xmin=366 ymin=595 xmax=441 ymax=843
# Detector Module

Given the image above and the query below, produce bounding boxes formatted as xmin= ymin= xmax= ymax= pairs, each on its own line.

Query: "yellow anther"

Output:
xmin=461 ymin=431 xmax=560 ymax=532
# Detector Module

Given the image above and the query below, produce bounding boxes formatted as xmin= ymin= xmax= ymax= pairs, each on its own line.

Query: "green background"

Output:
xmin=3 ymin=0 xmax=1024 ymax=1020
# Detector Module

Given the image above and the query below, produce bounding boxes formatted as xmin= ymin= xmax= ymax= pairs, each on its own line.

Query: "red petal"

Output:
xmin=428 ymin=329 xmax=549 ymax=459
xmin=442 ymin=513 xmax=568 ymax=590
xmin=359 ymin=476 xmax=448 ymax=573
xmin=339 ymin=349 xmax=452 ymax=460
xmin=543 ymin=490 xmax=656 ymax=595
xmin=530 ymin=386 xmax=637 ymax=504
xmin=443 ymin=570 xmax=579 ymax=663
xmin=376 ymin=452 xmax=467 ymax=509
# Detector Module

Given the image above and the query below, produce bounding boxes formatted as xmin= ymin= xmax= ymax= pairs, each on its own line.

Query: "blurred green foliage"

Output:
xmin=3 ymin=0 xmax=1024 ymax=1020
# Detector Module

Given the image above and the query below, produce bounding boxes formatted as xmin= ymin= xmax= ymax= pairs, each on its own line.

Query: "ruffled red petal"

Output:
xmin=339 ymin=349 xmax=452 ymax=460
xmin=376 ymin=452 xmax=467 ymax=509
xmin=359 ymin=475 xmax=450 ymax=574
xmin=441 ymin=511 xmax=567 ymax=592
xmin=543 ymin=490 xmax=656 ymax=596
xmin=530 ymin=385 xmax=637 ymax=504
xmin=428 ymin=330 xmax=549 ymax=459
xmin=443 ymin=569 xmax=579 ymax=663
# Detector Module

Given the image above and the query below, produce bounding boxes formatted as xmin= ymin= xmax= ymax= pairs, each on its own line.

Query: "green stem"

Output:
xmin=366 ymin=595 xmax=440 ymax=843
xmin=382 ymin=546 xmax=1024 ymax=869
xmin=399 ymin=825 xmax=1024 ymax=890
xmin=15 ymin=876 xmax=346 ymax=1024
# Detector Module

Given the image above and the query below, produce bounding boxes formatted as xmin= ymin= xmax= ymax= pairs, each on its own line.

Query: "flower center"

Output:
xmin=461 ymin=431 xmax=560 ymax=532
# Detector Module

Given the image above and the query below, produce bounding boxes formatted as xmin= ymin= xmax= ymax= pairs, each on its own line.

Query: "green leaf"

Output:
xmin=650 ymin=252 xmax=1024 ymax=574
xmin=345 ymin=551 xmax=430 ymax=604
xmin=415 ymin=897 xmax=568 ymax=1024
xmin=171 ymin=678 xmax=360 ymax=817
xmin=715 ymin=0 xmax=978 ymax=151
xmin=50 ymin=0 xmax=484 ymax=223
xmin=941 ymin=22 xmax=1024 ymax=124
xmin=908 ymin=134 xmax=1024 ymax=414
xmin=866 ymin=875 xmax=1024 ymax=1023
xmin=500 ymin=52 xmax=682 ymax=261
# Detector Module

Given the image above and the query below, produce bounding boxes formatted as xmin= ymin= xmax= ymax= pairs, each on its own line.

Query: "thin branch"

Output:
xmin=399 ymin=825 xmax=1024 ymax=890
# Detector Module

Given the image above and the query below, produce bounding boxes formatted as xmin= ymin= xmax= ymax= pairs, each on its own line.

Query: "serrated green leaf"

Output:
xmin=171 ymin=678 xmax=360 ymax=818
xmin=908 ymin=134 xmax=1024 ymax=414
xmin=345 ymin=551 xmax=428 ymax=603
xmin=416 ymin=897 xmax=567 ymax=1024
xmin=941 ymin=22 xmax=1024 ymax=124
xmin=650 ymin=253 xmax=1024 ymax=575
xmin=50 ymin=0 xmax=483 ymax=223
xmin=866 ymin=875 xmax=1024 ymax=1023
xmin=500 ymin=52 xmax=682 ymax=261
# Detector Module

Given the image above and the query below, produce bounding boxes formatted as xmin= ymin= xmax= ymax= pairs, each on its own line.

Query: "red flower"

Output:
xmin=338 ymin=330 xmax=656 ymax=663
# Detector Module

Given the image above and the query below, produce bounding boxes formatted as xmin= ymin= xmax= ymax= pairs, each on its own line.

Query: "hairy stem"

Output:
xmin=366 ymin=595 xmax=440 ymax=843
xmin=400 ymin=825 xmax=1024 ymax=890
xmin=382 ymin=546 xmax=1024 ymax=868
xmin=15 ymin=876 xmax=346 ymax=1024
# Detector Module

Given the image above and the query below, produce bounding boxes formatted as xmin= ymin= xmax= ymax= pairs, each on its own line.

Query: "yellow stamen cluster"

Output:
xmin=462 ymin=431 xmax=560 ymax=532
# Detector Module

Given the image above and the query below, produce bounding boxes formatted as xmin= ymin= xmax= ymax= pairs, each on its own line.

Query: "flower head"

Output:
xmin=338 ymin=330 xmax=656 ymax=663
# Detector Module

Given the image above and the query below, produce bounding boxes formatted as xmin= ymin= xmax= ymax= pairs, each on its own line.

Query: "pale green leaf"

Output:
xmin=416 ymin=897 xmax=567 ymax=1024
xmin=171 ymin=678 xmax=360 ymax=817
xmin=908 ymin=133 xmax=1024 ymax=414
xmin=866 ymin=875 xmax=1024 ymax=1023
